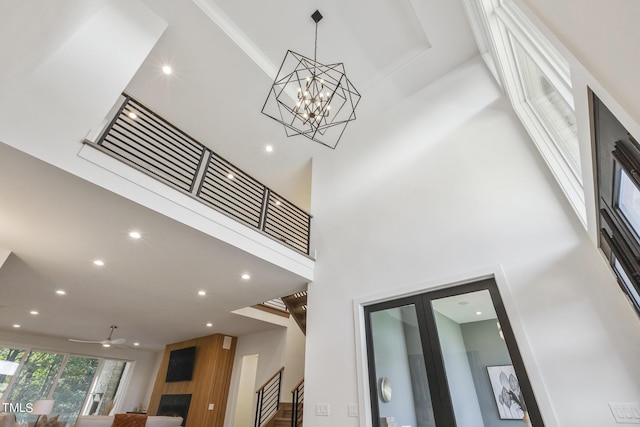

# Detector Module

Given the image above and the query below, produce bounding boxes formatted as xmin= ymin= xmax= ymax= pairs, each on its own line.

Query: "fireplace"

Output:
xmin=157 ymin=394 xmax=191 ymax=426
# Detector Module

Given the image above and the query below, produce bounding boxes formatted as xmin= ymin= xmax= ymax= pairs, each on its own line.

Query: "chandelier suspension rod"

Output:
xmin=314 ymin=20 xmax=318 ymax=63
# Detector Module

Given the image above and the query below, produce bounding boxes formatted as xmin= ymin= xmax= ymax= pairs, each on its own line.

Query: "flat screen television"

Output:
xmin=166 ymin=346 xmax=196 ymax=382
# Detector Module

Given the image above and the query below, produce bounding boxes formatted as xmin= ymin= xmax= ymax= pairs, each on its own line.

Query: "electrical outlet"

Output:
xmin=315 ymin=403 xmax=330 ymax=416
xmin=609 ymin=403 xmax=640 ymax=424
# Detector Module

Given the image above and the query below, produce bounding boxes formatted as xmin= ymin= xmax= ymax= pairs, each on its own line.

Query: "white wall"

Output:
xmin=233 ymin=354 xmax=259 ymax=427
xmin=304 ymin=57 xmax=640 ymax=427
xmin=281 ymin=316 xmax=306 ymax=398
xmin=0 ymin=330 xmax=160 ymax=414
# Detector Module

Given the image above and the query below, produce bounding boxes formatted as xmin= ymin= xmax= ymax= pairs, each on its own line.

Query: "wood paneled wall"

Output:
xmin=148 ymin=334 xmax=237 ymax=427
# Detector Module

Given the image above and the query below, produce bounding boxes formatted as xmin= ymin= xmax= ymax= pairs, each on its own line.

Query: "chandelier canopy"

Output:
xmin=261 ymin=10 xmax=361 ymax=149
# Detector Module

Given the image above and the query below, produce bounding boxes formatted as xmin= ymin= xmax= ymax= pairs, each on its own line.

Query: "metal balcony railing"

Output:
xmin=92 ymin=94 xmax=311 ymax=254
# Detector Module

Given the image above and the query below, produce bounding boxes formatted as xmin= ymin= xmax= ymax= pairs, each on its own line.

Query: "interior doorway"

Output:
xmin=233 ymin=354 xmax=259 ymax=427
xmin=364 ymin=278 xmax=543 ymax=427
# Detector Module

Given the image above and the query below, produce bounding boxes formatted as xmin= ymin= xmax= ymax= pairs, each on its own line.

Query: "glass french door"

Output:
xmin=364 ymin=278 xmax=543 ymax=427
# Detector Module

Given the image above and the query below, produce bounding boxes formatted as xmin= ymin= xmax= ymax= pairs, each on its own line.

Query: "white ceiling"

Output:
xmin=0 ymin=143 xmax=307 ymax=349
xmin=0 ymin=0 xmax=478 ymax=350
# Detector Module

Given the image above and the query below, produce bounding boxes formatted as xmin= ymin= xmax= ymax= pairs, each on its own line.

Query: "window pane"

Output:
xmin=431 ymin=290 xmax=533 ymax=425
xmin=52 ymin=356 xmax=99 ymax=425
xmin=0 ymin=348 xmax=26 ymax=398
xmin=512 ymin=38 xmax=581 ymax=177
xmin=614 ymin=258 xmax=640 ymax=310
xmin=618 ymin=168 xmax=640 ymax=239
xmin=7 ymin=351 xmax=64 ymax=424
xmin=369 ymin=305 xmax=436 ymax=427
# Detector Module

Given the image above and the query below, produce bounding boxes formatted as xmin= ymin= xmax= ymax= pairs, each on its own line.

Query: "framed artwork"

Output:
xmin=486 ymin=365 xmax=526 ymax=420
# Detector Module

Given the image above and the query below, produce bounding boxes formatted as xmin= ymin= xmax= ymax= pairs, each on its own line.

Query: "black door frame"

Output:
xmin=363 ymin=277 xmax=545 ymax=427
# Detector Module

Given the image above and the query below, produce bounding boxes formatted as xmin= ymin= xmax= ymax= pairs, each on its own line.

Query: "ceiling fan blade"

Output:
xmin=68 ymin=338 xmax=102 ymax=344
xmin=69 ymin=326 xmax=124 ymax=346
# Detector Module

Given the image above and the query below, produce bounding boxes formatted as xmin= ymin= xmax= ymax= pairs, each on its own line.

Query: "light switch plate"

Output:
xmin=609 ymin=403 xmax=640 ymax=424
xmin=208 ymin=403 xmax=215 ymax=411
xmin=348 ymin=403 xmax=358 ymax=417
xmin=315 ymin=403 xmax=330 ymax=416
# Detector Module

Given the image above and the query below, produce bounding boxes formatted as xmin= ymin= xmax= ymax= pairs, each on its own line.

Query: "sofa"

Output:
xmin=73 ymin=416 xmax=182 ymax=427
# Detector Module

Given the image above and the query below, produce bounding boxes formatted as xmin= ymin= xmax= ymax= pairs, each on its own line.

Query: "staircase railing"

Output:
xmin=255 ymin=367 xmax=284 ymax=427
xmin=291 ymin=378 xmax=304 ymax=427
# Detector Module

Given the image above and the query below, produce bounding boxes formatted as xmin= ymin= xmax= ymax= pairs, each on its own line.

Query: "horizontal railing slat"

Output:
xmin=126 ymin=99 xmax=203 ymax=158
xmin=97 ymin=94 xmax=312 ymax=255
xmin=265 ymin=212 xmax=310 ymax=239
xmin=107 ymin=127 xmax=199 ymax=179
xmin=101 ymin=136 xmax=194 ymax=190
xmin=114 ymin=119 xmax=202 ymax=166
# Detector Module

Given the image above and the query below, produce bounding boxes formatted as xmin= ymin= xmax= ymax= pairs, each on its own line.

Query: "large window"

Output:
xmin=511 ymin=38 xmax=580 ymax=176
xmin=462 ymin=0 xmax=585 ymax=224
xmin=0 ymin=348 xmax=26 ymax=397
xmin=51 ymin=356 xmax=100 ymax=423
xmin=0 ymin=347 xmax=132 ymax=426
xmin=593 ymin=92 xmax=640 ymax=315
xmin=5 ymin=351 xmax=66 ymax=423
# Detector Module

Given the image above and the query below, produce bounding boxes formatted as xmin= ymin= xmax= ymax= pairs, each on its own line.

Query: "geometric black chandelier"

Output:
xmin=261 ymin=10 xmax=361 ymax=149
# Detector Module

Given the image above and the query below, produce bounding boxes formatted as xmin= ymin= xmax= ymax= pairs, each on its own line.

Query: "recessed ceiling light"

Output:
xmin=198 ymin=290 xmax=206 ymax=296
xmin=265 ymin=145 xmax=274 ymax=153
xmin=56 ymin=290 xmax=66 ymax=295
xmin=476 ymin=311 xmax=483 ymax=316
xmin=241 ymin=273 xmax=251 ymax=280
xmin=162 ymin=65 xmax=172 ymax=75
xmin=102 ymin=343 xmax=111 ymax=348
xmin=128 ymin=111 xmax=137 ymax=120
xmin=29 ymin=310 xmax=39 ymax=315
xmin=133 ymin=342 xmax=140 ymax=346
xmin=227 ymin=173 xmax=234 ymax=180
xmin=93 ymin=260 xmax=105 ymax=266
xmin=12 ymin=324 xmax=20 ymax=328
xmin=275 ymin=200 xmax=282 ymax=206
xmin=129 ymin=231 xmax=141 ymax=239
xmin=206 ymin=323 xmax=213 ymax=327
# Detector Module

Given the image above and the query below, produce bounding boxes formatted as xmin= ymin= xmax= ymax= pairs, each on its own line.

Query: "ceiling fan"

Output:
xmin=68 ymin=325 xmax=125 ymax=347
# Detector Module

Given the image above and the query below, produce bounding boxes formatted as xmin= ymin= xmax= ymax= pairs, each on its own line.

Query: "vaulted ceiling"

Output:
xmin=0 ymin=0 xmax=478 ymax=350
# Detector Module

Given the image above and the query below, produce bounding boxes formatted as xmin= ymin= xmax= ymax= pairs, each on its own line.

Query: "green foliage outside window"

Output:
xmin=0 ymin=348 xmax=109 ymax=426
xmin=7 ymin=351 xmax=65 ymax=424
xmin=52 ymin=356 xmax=99 ymax=423
xmin=0 ymin=348 xmax=26 ymax=396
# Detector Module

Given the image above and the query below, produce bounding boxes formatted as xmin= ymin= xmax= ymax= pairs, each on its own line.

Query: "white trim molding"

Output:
xmin=461 ymin=0 xmax=587 ymax=227
xmin=352 ymin=265 xmax=559 ymax=427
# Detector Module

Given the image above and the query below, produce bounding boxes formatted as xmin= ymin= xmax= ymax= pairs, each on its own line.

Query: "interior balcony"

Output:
xmin=80 ymin=93 xmax=314 ymax=281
